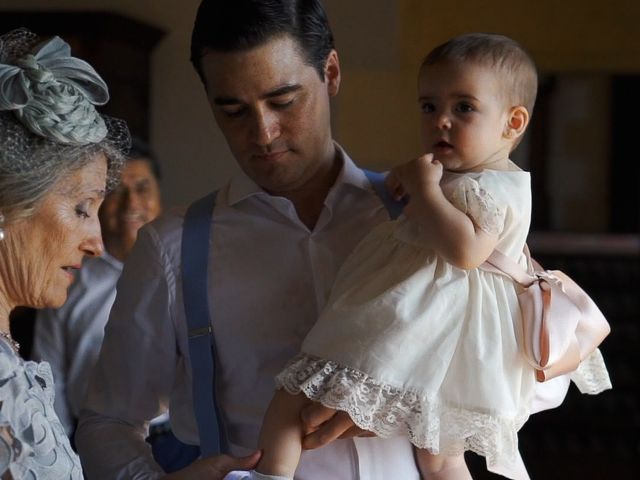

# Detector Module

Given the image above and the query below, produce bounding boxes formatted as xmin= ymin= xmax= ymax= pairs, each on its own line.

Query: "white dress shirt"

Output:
xmin=76 ymin=147 xmax=421 ymax=480
xmin=32 ymin=253 xmax=122 ymax=435
xmin=32 ymin=253 xmax=170 ymax=439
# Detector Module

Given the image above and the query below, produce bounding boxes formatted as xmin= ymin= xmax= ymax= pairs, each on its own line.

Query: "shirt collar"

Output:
xmin=99 ymin=250 xmax=124 ymax=270
xmin=226 ymin=142 xmax=373 ymax=207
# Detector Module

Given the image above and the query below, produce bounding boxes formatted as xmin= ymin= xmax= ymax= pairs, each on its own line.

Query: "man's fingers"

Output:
xmin=163 ymin=451 xmax=262 ymax=479
xmin=337 ymin=425 xmax=376 ymax=439
xmin=300 ymin=403 xmax=337 ymax=432
xmin=385 ymin=170 xmax=409 ymax=202
xmin=208 ymin=451 xmax=262 ymax=476
xmin=385 ymin=171 xmax=404 ymax=201
xmin=301 ymin=410 xmax=355 ymax=450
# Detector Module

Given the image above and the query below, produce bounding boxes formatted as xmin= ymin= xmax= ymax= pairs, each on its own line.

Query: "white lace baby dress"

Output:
xmin=278 ymin=169 xmax=539 ymax=475
xmin=0 ymin=339 xmax=83 ymax=479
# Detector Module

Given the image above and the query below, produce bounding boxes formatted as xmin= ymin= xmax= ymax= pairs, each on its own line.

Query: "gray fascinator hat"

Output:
xmin=0 ymin=28 xmax=129 ymax=222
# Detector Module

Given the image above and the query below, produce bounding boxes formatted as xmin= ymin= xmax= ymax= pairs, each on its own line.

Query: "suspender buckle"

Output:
xmin=188 ymin=326 xmax=212 ymax=338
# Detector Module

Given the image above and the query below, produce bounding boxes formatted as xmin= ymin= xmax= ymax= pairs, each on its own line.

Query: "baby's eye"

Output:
xmin=455 ymin=102 xmax=475 ymax=113
xmin=420 ymin=102 xmax=435 ymax=113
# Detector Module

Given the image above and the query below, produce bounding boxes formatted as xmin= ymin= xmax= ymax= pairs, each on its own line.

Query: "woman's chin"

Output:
xmin=41 ymin=290 xmax=69 ymax=309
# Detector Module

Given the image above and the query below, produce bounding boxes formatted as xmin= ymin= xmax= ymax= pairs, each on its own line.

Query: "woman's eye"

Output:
xmin=75 ymin=204 xmax=90 ymax=218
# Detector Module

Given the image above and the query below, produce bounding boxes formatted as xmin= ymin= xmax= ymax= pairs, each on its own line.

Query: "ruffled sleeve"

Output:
xmin=0 ymin=344 xmax=83 ymax=478
xmin=449 ymin=176 xmax=506 ymax=235
xmin=0 ymin=347 xmax=26 ymax=475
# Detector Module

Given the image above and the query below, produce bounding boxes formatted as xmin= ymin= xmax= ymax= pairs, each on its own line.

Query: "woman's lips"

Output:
xmin=61 ymin=265 xmax=80 ymax=282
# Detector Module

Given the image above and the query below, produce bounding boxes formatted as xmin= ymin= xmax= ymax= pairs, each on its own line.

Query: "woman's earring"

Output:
xmin=0 ymin=212 xmax=5 ymax=241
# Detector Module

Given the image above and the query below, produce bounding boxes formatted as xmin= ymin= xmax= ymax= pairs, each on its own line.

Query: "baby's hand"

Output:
xmin=413 ymin=153 xmax=443 ymax=187
xmin=388 ymin=154 xmax=443 ymax=201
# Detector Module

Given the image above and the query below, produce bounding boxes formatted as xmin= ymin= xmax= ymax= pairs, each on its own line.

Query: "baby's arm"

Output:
xmin=254 ymin=389 xmax=310 ymax=478
xmin=388 ymin=154 xmax=499 ymax=269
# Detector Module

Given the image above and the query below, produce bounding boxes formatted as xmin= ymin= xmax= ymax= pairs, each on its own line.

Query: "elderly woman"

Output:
xmin=0 ymin=29 xmax=259 ymax=479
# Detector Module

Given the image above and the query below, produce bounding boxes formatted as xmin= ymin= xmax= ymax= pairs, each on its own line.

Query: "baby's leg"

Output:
xmin=255 ymin=389 xmax=311 ymax=478
xmin=415 ymin=449 xmax=472 ymax=480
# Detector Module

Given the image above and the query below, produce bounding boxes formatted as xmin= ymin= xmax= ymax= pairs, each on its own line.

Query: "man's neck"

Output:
xmin=279 ymin=153 xmax=343 ymax=230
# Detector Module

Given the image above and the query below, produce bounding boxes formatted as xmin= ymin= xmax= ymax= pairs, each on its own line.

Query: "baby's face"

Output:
xmin=417 ymin=61 xmax=514 ymax=173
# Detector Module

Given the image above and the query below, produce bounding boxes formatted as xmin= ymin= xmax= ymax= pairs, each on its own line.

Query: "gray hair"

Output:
xmin=0 ymin=28 xmax=129 ymax=223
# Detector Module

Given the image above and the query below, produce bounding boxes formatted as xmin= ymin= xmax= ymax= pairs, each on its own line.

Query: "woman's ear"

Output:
xmin=504 ymin=106 xmax=530 ymax=139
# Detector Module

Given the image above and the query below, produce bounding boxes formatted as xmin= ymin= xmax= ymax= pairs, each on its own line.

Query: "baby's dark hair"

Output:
xmin=421 ymin=33 xmax=538 ymax=115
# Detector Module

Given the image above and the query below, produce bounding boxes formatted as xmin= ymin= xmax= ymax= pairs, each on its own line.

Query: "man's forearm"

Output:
xmin=76 ymin=410 xmax=165 ymax=480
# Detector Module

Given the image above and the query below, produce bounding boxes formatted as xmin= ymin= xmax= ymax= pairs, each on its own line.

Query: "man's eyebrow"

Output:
xmin=263 ymin=84 xmax=302 ymax=99
xmin=213 ymin=84 xmax=302 ymax=106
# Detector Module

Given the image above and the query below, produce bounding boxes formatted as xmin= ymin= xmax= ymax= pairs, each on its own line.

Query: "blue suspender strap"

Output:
xmin=362 ymin=169 xmax=404 ymax=220
xmin=180 ymin=191 xmax=229 ymax=457
xmin=181 ymin=171 xmax=398 ymax=457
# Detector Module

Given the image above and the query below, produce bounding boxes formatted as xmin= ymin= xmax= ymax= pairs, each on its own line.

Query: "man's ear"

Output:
xmin=324 ymin=50 xmax=341 ymax=97
xmin=504 ymin=106 xmax=530 ymax=139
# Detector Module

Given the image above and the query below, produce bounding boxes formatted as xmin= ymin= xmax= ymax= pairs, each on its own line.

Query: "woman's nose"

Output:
xmin=81 ymin=220 xmax=104 ymax=257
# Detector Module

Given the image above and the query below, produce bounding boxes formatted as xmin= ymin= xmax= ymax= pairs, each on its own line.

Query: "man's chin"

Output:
xmin=121 ymin=224 xmax=145 ymax=239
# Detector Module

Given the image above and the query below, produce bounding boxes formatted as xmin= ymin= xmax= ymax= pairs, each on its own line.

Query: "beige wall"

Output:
xmin=327 ymin=0 xmax=638 ymax=232
xmin=2 ymin=0 xmax=639 ymax=212
xmin=328 ymin=0 xmax=640 ymax=170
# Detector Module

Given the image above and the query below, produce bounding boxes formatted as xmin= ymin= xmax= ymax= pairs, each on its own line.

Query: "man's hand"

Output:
xmin=300 ymin=403 xmax=375 ymax=449
xmin=163 ymin=450 xmax=262 ymax=479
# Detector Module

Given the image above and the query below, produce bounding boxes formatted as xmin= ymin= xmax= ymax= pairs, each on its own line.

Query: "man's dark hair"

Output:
xmin=128 ymin=137 xmax=162 ymax=180
xmin=190 ymin=0 xmax=335 ymax=83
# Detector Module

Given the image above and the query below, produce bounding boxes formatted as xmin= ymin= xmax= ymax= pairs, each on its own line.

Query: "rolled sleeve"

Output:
xmin=76 ymin=224 xmax=180 ymax=479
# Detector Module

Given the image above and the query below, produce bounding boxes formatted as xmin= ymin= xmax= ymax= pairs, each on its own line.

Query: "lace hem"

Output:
xmin=570 ymin=348 xmax=612 ymax=394
xmin=276 ymin=354 xmax=530 ymax=472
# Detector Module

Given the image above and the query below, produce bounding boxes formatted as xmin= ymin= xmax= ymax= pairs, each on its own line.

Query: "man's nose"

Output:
xmin=251 ymin=108 xmax=281 ymax=147
xmin=122 ymin=188 xmax=142 ymax=210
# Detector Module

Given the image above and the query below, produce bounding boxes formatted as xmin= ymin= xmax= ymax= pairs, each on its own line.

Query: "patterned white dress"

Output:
xmin=277 ymin=169 xmax=610 ymax=476
xmin=0 ymin=339 xmax=82 ymax=479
